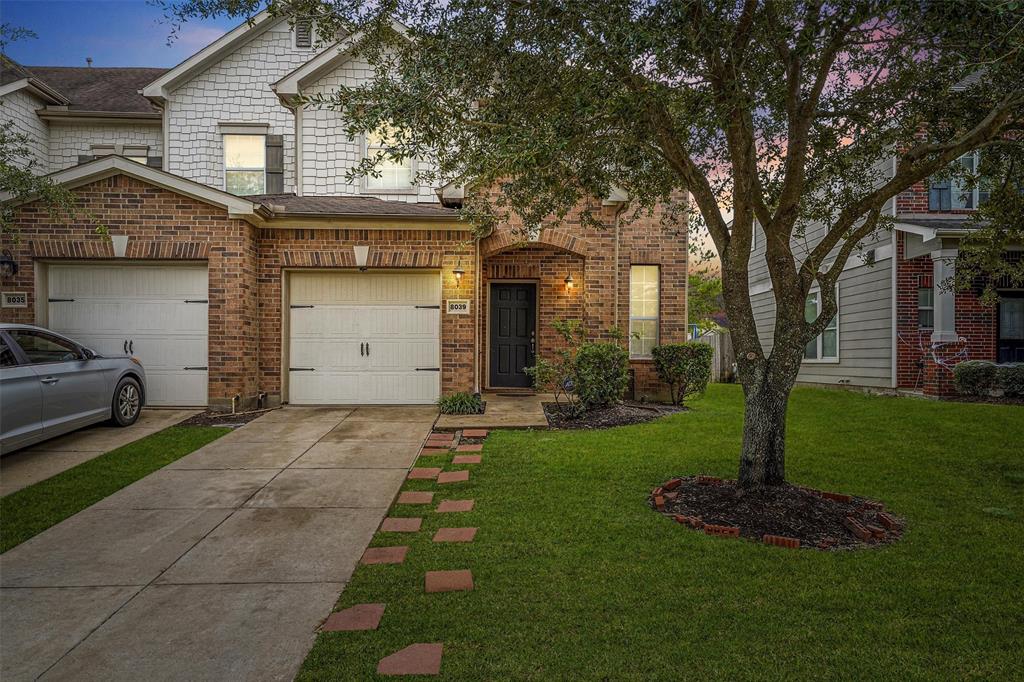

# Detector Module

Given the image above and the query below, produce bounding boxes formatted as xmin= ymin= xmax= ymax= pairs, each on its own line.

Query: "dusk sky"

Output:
xmin=1 ymin=0 xmax=239 ymax=67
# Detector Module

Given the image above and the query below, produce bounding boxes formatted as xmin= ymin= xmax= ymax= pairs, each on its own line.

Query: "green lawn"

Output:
xmin=300 ymin=385 xmax=1023 ymax=680
xmin=1 ymin=425 xmax=229 ymax=553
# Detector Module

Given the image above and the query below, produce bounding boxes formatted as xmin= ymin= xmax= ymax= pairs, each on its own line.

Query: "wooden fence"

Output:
xmin=693 ymin=330 xmax=735 ymax=382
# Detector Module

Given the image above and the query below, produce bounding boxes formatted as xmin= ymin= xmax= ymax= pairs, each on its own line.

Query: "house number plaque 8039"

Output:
xmin=446 ymin=299 xmax=470 ymax=315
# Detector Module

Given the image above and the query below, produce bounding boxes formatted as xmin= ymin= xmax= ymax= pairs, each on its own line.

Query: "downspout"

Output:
xmin=474 ymin=235 xmax=482 ymax=394
xmin=294 ymin=104 xmax=303 ymax=196
xmin=613 ymin=202 xmax=626 ymax=331
xmin=890 ymin=155 xmax=898 ymax=389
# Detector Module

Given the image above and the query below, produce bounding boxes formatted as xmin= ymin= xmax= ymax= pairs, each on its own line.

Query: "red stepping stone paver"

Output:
xmin=437 ymin=470 xmax=470 ymax=484
xmin=380 ymin=517 xmax=422 ymax=533
xmin=455 ymin=444 xmax=483 ymax=452
xmin=361 ymin=546 xmax=408 ymax=565
xmin=377 ymin=643 xmax=443 ymax=676
xmin=321 ymin=603 xmax=386 ymax=632
xmin=397 ymin=491 xmax=433 ymax=505
xmin=451 ymin=454 xmax=481 ymax=464
xmin=433 ymin=527 xmax=477 ymax=543
xmin=419 ymin=448 xmax=450 ymax=456
xmin=408 ymin=467 xmax=442 ymax=480
xmin=462 ymin=429 xmax=488 ymax=438
xmin=436 ymin=499 xmax=474 ymax=513
xmin=425 ymin=569 xmax=474 ymax=593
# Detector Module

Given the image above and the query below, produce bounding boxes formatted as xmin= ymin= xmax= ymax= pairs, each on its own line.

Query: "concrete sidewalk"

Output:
xmin=0 ymin=405 xmax=436 ymax=681
xmin=0 ymin=410 xmax=199 ymax=496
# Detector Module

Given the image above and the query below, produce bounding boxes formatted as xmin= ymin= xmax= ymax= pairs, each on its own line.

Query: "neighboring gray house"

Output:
xmin=748 ymin=156 xmax=1020 ymax=397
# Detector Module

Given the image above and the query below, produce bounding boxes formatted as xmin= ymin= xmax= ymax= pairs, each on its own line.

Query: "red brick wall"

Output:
xmin=895 ymin=232 xmax=997 ymax=395
xmin=0 ymin=175 xmax=260 ymax=407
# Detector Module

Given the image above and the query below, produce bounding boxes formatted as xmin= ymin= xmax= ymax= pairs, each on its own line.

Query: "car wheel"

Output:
xmin=112 ymin=377 xmax=142 ymax=427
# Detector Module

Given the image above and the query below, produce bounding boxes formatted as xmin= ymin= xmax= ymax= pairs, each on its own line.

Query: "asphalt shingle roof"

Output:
xmin=21 ymin=65 xmax=168 ymax=113
xmin=248 ymin=193 xmax=459 ymax=218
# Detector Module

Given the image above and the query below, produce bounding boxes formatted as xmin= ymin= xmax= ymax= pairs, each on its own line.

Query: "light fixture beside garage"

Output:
xmin=0 ymin=249 xmax=17 ymax=278
xmin=354 ymin=245 xmax=369 ymax=271
xmin=564 ymin=273 xmax=574 ymax=290
xmin=453 ymin=266 xmax=465 ymax=284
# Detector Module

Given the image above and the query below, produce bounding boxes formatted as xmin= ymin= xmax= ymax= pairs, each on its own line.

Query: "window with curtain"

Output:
xmin=364 ymin=126 xmax=414 ymax=190
xmin=804 ymin=290 xmax=839 ymax=361
xmin=629 ymin=265 xmax=660 ymax=357
xmin=929 ymin=153 xmax=990 ymax=210
xmin=224 ymin=134 xmax=266 ymax=195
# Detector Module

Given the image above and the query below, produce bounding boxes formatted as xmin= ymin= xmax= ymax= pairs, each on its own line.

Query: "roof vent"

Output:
xmin=295 ymin=19 xmax=313 ymax=48
xmin=85 ymin=57 xmax=93 ymax=67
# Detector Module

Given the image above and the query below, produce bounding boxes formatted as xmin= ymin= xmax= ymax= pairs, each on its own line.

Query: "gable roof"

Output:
xmin=142 ymin=10 xmax=279 ymax=102
xmin=0 ymin=53 xmax=70 ymax=105
xmin=248 ymin=192 xmax=458 ymax=219
xmin=0 ymin=155 xmax=267 ymax=224
xmin=25 ymin=66 xmax=166 ymax=114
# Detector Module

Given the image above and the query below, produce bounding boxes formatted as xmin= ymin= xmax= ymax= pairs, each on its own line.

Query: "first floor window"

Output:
xmin=224 ymin=134 xmax=266 ymax=195
xmin=918 ymin=287 xmax=934 ymax=328
xmin=804 ymin=290 xmax=838 ymax=361
xmin=629 ymin=265 xmax=659 ymax=357
xmin=364 ymin=126 xmax=414 ymax=190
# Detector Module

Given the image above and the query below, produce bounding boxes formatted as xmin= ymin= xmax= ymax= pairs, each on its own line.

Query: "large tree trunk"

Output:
xmin=737 ymin=372 xmax=792 ymax=488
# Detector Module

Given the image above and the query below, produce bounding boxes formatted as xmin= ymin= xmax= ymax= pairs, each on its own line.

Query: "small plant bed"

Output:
xmin=650 ymin=476 xmax=903 ymax=551
xmin=544 ymin=401 xmax=684 ymax=429
xmin=178 ymin=408 xmax=277 ymax=428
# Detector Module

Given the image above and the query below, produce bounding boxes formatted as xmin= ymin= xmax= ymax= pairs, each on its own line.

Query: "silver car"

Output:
xmin=0 ymin=324 xmax=147 ymax=454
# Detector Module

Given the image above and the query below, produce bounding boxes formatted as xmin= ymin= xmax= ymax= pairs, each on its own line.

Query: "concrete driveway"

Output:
xmin=0 ymin=409 xmax=199 ymax=496
xmin=0 ymin=406 xmax=437 ymax=681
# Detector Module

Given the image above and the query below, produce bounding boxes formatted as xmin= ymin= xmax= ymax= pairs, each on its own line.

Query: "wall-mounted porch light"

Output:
xmin=564 ymin=273 xmax=574 ymax=290
xmin=453 ymin=267 xmax=465 ymax=284
xmin=0 ymin=249 xmax=18 ymax=278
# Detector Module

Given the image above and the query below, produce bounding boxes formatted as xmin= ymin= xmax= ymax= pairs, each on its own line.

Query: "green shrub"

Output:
xmin=953 ymin=361 xmax=998 ymax=397
xmin=438 ymin=392 xmax=483 ymax=415
xmin=574 ymin=342 xmax=629 ymax=409
xmin=651 ymin=342 xmax=714 ymax=406
xmin=996 ymin=364 xmax=1024 ymax=398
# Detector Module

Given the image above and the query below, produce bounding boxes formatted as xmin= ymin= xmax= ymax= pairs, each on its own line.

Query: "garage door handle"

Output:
xmin=129 ymin=340 xmax=134 ymax=354
xmin=40 ymin=376 xmax=59 ymax=384
xmin=366 ymin=343 xmax=370 ymax=356
xmin=360 ymin=342 xmax=365 ymax=357
xmin=183 ymin=366 xmax=208 ymax=371
xmin=123 ymin=340 xmax=128 ymax=354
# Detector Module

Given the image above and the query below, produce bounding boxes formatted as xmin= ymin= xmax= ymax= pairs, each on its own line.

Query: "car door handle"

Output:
xmin=40 ymin=376 xmax=59 ymax=385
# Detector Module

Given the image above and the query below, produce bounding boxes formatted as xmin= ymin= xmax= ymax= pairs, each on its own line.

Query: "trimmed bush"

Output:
xmin=574 ymin=342 xmax=629 ymax=409
xmin=953 ymin=361 xmax=998 ymax=397
xmin=651 ymin=342 xmax=714 ymax=406
xmin=996 ymin=364 xmax=1024 ymax=398
xmin=438 ymin=392 xmax=484 ymax=415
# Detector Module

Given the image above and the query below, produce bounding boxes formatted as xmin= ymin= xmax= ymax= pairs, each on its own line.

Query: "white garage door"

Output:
xmin=47 ymin=264 xmax=209 ymax=406
xmin=288 ymin=271 xmax=440 ymax=405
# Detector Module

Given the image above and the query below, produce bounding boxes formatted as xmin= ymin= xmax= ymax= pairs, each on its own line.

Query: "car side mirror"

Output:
xmin=81 ymin=347 xmax=97 ymax=360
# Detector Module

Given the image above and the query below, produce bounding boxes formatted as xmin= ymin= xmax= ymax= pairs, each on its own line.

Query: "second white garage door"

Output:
xmin=288 ymin=271 xmax=441 ymax=405
xmin=47 ymin=263 xmax=209 ymax=406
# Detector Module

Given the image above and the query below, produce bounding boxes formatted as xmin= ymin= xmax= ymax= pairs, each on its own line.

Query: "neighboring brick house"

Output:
xmin=0 ymin=12 xmax=687 ymax=409
xmin=749 ymin=155 xmax=1022 ymax=398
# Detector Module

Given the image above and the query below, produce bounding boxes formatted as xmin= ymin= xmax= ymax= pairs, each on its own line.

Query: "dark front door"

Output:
xmin=489 ymin=283 xmax=536 ymax=388
xmin=997 ymin=294 xmax=1024 ymax=363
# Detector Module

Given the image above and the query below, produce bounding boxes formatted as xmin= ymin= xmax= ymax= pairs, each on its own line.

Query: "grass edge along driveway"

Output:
xmin=299 ymin=385 xmax=1023 ymax=681
xmin=1 ymin=425 xmax=229 ymax=553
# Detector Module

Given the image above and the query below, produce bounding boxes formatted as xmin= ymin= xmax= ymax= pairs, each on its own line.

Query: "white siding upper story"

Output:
xmin=747 ymin=198 xmax=896 ymax=389
xmin=4 ymin=16 xmax=442 ymax=202
xmin=299 ymin=54 xmax=438 ymax=202
xmin=48 ymin=121 xmax=162 ymax=171
xmin=1 ymin=89 xmax=50 ymax=173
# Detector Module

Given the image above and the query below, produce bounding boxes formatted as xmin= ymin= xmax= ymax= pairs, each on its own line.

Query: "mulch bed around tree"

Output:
xmin=178 ymin=408 xmax=278 ymax=428
xmin=543 ymin=402 xmax=685 ymax=429
xmin=651 ymin=476 xmax=904 ymax=551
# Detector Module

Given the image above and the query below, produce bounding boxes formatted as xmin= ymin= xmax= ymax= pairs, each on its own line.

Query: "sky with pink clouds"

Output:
xmin=1 ymin=0 xmax=238 ymax=67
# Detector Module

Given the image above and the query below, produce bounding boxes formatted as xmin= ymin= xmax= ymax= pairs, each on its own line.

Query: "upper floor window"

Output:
xmin=224 ymin=134 xmax=265 ymax=195
xmin=804 ymin=289 xmax=838 ymax=361
xmin=929 ymin=152 xmax=990 ymax=211
xmin=918 ymin=287 xmax=934 ymax=328
xmin=629 ymin=265 xmax=660 ymax=357
xmin=294 ymin=19 xmax=314 ymax=48
xmin=364 ymin=127 xmax=414 ymax=191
